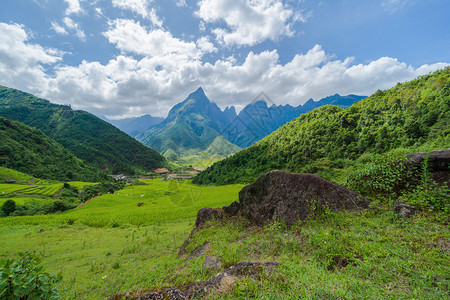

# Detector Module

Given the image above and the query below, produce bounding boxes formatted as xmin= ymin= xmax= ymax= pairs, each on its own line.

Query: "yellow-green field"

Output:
xmin=0 ymin=179 xmax=244 ymax=299
xmin=0 ymin=179 xmax=448 ymax=300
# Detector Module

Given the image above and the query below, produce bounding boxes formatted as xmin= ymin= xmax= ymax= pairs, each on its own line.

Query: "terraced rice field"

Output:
xmin=19 ymin=183 xmax=63 ymax=196
xmin=0 ymin=183 xmax=32 ymax=195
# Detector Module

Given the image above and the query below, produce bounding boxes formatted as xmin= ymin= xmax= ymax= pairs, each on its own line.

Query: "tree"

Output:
xmin=1 ymin=199 xmax=16 ymax=216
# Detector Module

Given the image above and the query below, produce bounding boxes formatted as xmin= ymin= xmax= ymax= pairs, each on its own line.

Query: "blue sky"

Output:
xmin=0 ymin=0 xmax=449 ymax=118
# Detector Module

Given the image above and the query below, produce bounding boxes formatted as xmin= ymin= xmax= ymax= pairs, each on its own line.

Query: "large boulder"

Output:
xmin=224 ymin=170 xmax=369 ymax=226
xmin=407 ymin=148 xmax=450 ymax=185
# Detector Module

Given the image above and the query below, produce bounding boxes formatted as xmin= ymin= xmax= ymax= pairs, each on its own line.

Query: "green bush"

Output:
xmin=345 ymin=151 xmax=417 ymax=198
xmin=0 ymin=252 xmax=60 ymax=299
xmin=1 ymin=200 xmax=16 ymax=216
xmin=401 ymin=156 xmax=450 ymax=215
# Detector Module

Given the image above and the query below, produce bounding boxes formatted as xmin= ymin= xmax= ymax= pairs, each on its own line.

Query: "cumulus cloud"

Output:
xmin=112 ymin=0 xmax=163 ymax=26
xmin=1 ymin=22 xmax=448 ymax=120
xmin=103 ymin=19 xmax=199 ymax=59
xmin=0 ymin=23 xmax=61 ymax=93
xmin=40 ymin=44 xmax=448 ymax=118
xmin=64 ymin=0 xmax=83 ymax=15
xmin=196 ymin=0 xmax=301 ymax=46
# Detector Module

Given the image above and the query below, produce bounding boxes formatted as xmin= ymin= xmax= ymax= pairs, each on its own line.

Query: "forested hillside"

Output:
xmin=194 ymin=67 xmax=450 ymax=185
xmin=0 ymin=117 xmax=99 ymax=181
xmin=136 ymin=88 xmax=238 ymax=158
xmin=0 ymin=86 xmax=165 ymax=174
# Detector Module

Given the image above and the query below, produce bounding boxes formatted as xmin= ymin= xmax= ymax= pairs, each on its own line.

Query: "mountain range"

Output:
xmin=101 ymin=114 xmax=164 ymax=137
xmin=193 ymin=67 xmax=450 ymax=185
xmin=0 ymin=86 xmax=166 ymax=174
xmin=134 ymin=88 xmax=366 ymax=158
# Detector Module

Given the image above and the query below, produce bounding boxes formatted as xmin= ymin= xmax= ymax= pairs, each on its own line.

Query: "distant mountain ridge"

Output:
xmin=225 ymin=93 xmax=366 ymax=148
xmin=0 ymin=85 xmax=165 ymax=174
xmin=102 ymin=115 xmax=164 ymax=137
xmin=136 ymin=88 xmax=366 ymax=156
xmin=193 ymin=67 xmax=450 ymax=185
xmin=136 ymin=88 xmax=240 ymax=158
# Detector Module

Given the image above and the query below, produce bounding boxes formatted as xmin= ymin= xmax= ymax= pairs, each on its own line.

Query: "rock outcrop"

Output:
xmin=195 ymin=207 xmax=223 ymax=228
xmin=407 ymin=148 xmax=450 ymax=185
xmin=394 ymin=199 xmax=416 ymax=218
xmin=108 ymin=261 xmax=280 ymax=300
xmin=223 ymin=170 xmax=369 ymax=226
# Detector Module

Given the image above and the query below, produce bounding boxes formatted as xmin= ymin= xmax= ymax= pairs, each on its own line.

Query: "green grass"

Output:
xmin=0 ymin=197 xmax=53 ymax=206
xmin=0 ymin=183 xmax=32 ymax=195
xmin=19 ymin=183 xmax=63 ymax=196
xmin=67 ymin=181 xmax=99 ymax=189
xmin=0 ymin=166 xmax=34 ymax=183
xmin=0 ymin=179 xmax=243 ymax=227
xmin=0 ymin=179 xmax=448 ymax=299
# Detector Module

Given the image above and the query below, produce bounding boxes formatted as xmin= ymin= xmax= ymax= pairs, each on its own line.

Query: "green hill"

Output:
xmin=136 ymin=88 xmax=237 ymax=158
xmin=0 ymin=86 xmax=165 ymax=174
xmin=193 ymin=67 xmax=450 ymax=185
xmin=0 ymin=117 xmax=99 ymax=181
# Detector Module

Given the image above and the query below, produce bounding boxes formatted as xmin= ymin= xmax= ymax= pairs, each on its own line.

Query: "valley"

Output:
xmin=0 ymin=68 xmax=448 ymax=299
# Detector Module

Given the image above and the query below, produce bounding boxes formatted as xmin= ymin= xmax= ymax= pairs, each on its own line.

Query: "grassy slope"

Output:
xmin=0 ymin=180 xmax=447 ymax=299
xmin=0 ymin=86 xmax=165 ymax=174
xmin=0 ymin=166 xmax=33 ymax=183
xmin=0 ymin=117 xmax=100 ymax=181
xmin=193 ymin=67 xmax=450 ymax=185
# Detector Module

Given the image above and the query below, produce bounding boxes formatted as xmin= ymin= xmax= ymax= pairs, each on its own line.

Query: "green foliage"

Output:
xmin=194 ymin=67 xmax=450 ymax=185
xmin=0 ymin=117 xmax=101 ymax=181
xmin=0 ymin=252 xmax=60 ymax=299
xmin=401 ymin=156 xmax=450 ymax=215
xmin=79 ymin=181 xmax=126 ymax=202
xmin=0 ymin=86 xmax=165 ymax=174
xmin=1 ymin=200 xmax=16 ymax=216
xmin=345 ymin=151 xmax=417 ymax=198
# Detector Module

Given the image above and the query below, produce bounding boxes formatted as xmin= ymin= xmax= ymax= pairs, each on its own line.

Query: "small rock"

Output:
xmin=195 ymin=207 xmax=223 ymax=228
xmin=204 ymin=255 xmax=222 ymax=273
xmin=394 ymin=199 xmax=416 ymax=218
xmin=186 ymin=242 xmax=209 ymax=260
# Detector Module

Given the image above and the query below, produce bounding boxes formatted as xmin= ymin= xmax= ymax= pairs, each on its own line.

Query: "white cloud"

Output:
xmin=1 ymin=23 xmax=448 ymax=120
xmin=112 ymin=0 xmax=162 ymax=26
xmin=176 ymin=0 xmax=187 ymax=7
xmin=63 ymin=17 xmax=86 ymax=41
xmin=39 ymin=44 xmax=448 ymax=119
xmin=196 ymin=36 xmax=218 ymax=54
xmin=196 ymin=0 xmax=300 ymax=46
xmin=51 ymin=21 xmax=68 ymax=35
xmin=103 ymin=19 xmax=199 ymax=59
xmin=64 ymin=0 xmax=82 ymax=15
xmin=0 ymin=22 xmax=61 ymax=93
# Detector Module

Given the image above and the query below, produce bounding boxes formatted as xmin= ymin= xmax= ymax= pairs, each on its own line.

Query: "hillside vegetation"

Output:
xmin=194 ymin=67 xmax=450 ymax=185
xmin=0 ymin=117 xmax=100 ymax=181
xmin=136 ymin=88 xmax=239 ymax=160
xmin=0 ymin=86 xmax=165 ymax=174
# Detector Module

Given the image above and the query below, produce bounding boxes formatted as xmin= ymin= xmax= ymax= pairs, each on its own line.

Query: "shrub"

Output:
xmin=401 ymin=156 xmax=450 ymax=216
xmin=1 ymin=200 xmax=16 ymax=216
xmin=0 ymin=252 xmax=61 ymax=299
xmin=345 ymin=151 xmax=417 ymax=198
